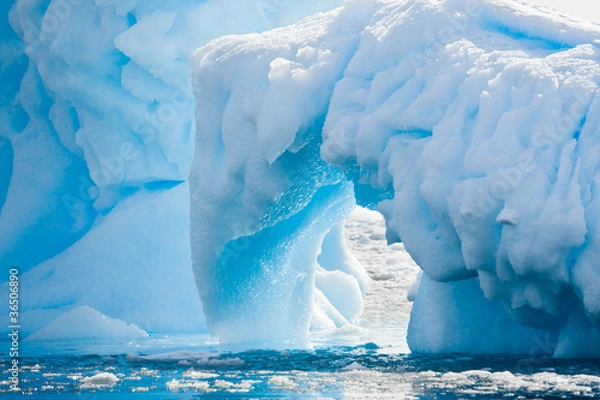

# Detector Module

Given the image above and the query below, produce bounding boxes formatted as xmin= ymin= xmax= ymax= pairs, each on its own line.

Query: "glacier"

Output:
xmin=2 ymin=0 xmax=600 ymax=357
xmin=189 ymin=0 xmax=600 ymax=356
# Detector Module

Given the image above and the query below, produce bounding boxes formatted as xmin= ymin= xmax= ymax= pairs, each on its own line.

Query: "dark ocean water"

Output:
xmin=2 ymin=335 xmax=600 ymax=399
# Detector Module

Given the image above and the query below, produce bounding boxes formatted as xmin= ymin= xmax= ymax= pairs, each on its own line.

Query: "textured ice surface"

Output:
xmin=190 ymin=0 xmax=600 ymax=355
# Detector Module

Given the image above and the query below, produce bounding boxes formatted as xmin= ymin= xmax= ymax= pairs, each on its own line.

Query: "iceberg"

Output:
xmin=189 ymin=0 xmax=600 ymax=355
xmin=3 ymin=0 xmax=600 ymax=357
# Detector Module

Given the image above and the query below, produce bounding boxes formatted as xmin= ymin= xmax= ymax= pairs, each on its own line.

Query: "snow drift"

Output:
xmin=189 ymin=0 xmax=600 ymax=355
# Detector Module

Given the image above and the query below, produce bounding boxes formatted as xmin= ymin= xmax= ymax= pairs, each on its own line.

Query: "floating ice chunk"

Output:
xmin=81 ymin=372 xmax=119 ymax=389
xmin=166 ymin=379 xmax=210 ymax=392
xmin=341 ymin=361 xmax=368 ymax=371
xmin=268 ymin=375 xmax=296 ymax=389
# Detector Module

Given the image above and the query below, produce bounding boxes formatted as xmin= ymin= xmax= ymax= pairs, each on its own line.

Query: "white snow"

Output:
xmin=182 ymin=370 xmax=219 ymax=379
xmin=523 ymin=0 xmax=600 ymax=23
xmin=166 ymin=379 xmax=211 ymax=392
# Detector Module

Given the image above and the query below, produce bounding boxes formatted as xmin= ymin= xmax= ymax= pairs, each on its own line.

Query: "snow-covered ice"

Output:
xmin=189 ymin=0 xmax=600 ymax=355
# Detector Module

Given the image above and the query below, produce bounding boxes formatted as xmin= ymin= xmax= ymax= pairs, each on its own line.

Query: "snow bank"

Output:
xmin=190 ymin=0 xmax=600 ymax=355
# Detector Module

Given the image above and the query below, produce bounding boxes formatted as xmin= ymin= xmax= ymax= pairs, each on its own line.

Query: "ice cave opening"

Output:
xmin=341 ymin=207 xmax=420 ymax=352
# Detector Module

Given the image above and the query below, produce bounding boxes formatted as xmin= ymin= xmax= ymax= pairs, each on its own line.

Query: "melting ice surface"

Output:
xmin=2 ymin=0 xmax=600 ymax=397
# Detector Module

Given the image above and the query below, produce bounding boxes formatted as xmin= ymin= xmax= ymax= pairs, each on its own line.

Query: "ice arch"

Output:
xmin=190 ymin=0 xmax=600 ymax=355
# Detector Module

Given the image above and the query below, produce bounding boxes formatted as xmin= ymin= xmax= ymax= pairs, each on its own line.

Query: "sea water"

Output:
xmin=2 ymin=333 xmax=600 ymax=398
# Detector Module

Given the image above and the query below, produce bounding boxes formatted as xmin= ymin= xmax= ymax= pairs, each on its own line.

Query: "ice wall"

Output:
xmin=0 ymin=0 xmax=344 ymax=338
xmin=190 ymin=0 xmax=600 ymax=355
